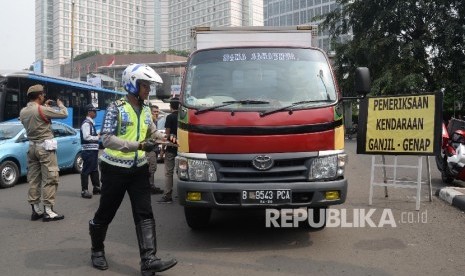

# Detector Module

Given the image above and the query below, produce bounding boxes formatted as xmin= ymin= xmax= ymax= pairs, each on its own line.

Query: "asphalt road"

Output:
xmin=0 ymin=141 xmax=464 ymax=276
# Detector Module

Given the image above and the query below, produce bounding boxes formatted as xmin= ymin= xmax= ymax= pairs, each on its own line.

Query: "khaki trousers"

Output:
xmin=163 ymin=151 xmax=176 ymax=197
xmin=146 ymin=151 xmax=158 ymax=186
xmin=27 ymin=144 xmax=60 ymax=206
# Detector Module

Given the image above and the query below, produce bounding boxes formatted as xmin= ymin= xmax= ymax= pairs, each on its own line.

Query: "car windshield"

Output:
xmin=0 ymin=124 xmax=23 ymax=140
xmin=182 ymin=47 xmax=337 ymax=112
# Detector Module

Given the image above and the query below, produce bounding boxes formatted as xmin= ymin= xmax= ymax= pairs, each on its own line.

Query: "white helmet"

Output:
xmin=121 ymin=64 xmax=163 ymax=95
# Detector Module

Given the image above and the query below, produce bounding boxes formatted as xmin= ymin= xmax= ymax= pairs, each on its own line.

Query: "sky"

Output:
xmin=0 ymin=1 xmax=35 ymax=72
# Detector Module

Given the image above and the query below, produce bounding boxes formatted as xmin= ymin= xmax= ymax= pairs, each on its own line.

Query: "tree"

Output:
xmin=74 ymin=50 xmax=101 ymax=61
xmin=161 ymin=49 xmax=190 ymax=57
xmin=322 ymin=0 xmax=465 ymax=113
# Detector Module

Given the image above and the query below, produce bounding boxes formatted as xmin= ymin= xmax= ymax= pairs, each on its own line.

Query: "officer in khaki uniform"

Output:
xmin=147 ymin=104 xmax=163 ymax=194
xmin=19 ymin=84 xmax=68 ymax=222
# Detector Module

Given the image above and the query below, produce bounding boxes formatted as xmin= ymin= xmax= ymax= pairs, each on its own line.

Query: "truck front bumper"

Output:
xmin=177 ymin=179 xmax=347 ymax=208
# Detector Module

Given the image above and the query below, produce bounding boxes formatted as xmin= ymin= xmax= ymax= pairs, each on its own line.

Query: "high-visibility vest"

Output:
xmin=100 ymin=99 xmax=152 ymax=168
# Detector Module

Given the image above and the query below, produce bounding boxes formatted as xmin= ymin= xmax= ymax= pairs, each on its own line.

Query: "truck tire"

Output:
xmin=300 ymin=207 xmax=327 ymax=230
xmin=184 ymin=207 xmax=211 ymax=229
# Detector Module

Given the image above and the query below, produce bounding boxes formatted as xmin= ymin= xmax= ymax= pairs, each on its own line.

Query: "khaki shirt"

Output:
xmin=19 ymin=102 xmax=68 ymax=142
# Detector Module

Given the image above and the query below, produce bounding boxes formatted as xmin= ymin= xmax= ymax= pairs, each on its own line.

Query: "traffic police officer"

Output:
xmin=80 ymin=103 xmax=101 ymax=198
xmin=88 ymin=64 xmax=177 ymax=275
xmin=19 ymin=84 xmax=68 ymax=221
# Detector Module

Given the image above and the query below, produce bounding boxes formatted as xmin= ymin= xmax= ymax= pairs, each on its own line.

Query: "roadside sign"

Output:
xmin=357 ymin=93 xmax=442 ymax=155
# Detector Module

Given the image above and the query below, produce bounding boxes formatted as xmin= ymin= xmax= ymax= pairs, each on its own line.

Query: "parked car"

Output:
xmin=0 ymin=121 xmax=83 ymax=188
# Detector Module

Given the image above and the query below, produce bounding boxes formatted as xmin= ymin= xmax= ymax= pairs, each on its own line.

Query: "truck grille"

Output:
xmin=212 ymin=155 xmax=311 ymax=182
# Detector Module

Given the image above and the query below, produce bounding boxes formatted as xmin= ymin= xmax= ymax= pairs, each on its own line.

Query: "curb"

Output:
xmin=436 ymin=187 xmax=465 ymax=211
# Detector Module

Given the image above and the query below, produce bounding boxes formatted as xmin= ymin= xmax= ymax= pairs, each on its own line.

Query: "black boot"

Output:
xmin=136 ymin=219 xmax=177 ymax=275
xmin=43 ymin=206 xmax=64 ymax=222
xmin=90 ymin=171 xmax=101 ymax=195
xmin=89 ymin=220 xmax=109 ymax=270
xmin=30 ymin=203 xmax=43 ymax=221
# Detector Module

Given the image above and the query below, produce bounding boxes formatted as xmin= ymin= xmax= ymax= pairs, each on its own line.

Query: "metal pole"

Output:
xmin=381 ymin=155 xmax=389 ymax=197
xmin=70 ymin=0 xmax=75 ymax=79
xmin=426 ymin=156 xmax=432 ymax=202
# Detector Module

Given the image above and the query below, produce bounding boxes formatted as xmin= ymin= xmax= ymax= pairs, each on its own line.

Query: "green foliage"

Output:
xmin=74 ymin=50 xmax=101 ymax=61
xmin=161 ymin=49 xmax=190 ymax=57
xmin=113 ymin=50 xmax=158 ymax=55
xmin=322 ymin=0 xmax=465 ymax=113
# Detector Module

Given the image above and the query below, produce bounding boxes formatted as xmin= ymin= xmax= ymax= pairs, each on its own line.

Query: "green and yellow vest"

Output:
xmin=100 ymin=98 xmax=152 ymax=168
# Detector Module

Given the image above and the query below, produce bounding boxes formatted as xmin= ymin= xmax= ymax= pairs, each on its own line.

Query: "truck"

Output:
xmin=175 ymin=25 xmax=370 ymax=229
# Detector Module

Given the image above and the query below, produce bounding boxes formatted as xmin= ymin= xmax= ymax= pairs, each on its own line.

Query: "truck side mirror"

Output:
xmin=354 ymin=67 xmax=371 ymax=96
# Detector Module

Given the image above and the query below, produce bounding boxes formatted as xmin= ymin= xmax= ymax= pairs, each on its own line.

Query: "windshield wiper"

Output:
xmin=195 ymin=100 xmax=270 ymax=115
xmin=318 ymin=69 xmax=331 ymax=101
xmin=260 ymin=100 xmax=333 ymax=117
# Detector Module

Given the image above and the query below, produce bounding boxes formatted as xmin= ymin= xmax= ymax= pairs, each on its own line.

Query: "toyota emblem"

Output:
xmin=252 ymin=155 xmax=274 ymax=171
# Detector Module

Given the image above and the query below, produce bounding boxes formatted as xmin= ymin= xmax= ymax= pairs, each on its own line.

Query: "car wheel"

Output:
xmin=184 ymin=207 xmax=211 ymax=229
xmin=0 ymin=161 xmax=19 ymax=188
xmin=73 ymin=152 xmax=83 ymax=173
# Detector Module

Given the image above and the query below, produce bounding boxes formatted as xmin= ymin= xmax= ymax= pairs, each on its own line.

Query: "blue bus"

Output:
xmin=0 ymin=71 xmax=126 ymax=130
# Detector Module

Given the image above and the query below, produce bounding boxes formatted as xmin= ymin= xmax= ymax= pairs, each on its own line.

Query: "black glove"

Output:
xmin=139 ymin=140 xmax=156 ymax=152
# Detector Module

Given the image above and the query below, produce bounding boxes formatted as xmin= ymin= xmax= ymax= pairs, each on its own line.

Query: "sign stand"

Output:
xmin=369 ymin=155 xmax=432 ymax=210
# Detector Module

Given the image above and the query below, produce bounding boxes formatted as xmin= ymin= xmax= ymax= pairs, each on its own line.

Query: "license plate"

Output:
xmin=241 ymin=190 xmax=291 ymax=204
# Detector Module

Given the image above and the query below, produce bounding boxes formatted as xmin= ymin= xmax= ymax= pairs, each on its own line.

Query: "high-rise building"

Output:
xmin=162 ymin=0 xmax=263 ymax=51
xmin=263 ymin=0 xmax=351 ymax=52
xmin=35 ymin=0 xmax=263 ymax=76
xmin=36 ymin=0 xmax=156 ymax=76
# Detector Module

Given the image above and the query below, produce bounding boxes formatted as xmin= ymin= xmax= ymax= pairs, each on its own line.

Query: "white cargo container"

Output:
xmin=190 ymin=25 xmax=319 ymax=51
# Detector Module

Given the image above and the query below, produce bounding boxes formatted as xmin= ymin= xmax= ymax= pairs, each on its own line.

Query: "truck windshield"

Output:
xmin=183 ymin=47 xmax=337 ymax=111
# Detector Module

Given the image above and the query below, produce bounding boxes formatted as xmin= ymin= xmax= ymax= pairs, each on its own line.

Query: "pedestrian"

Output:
xmin=147 ymin=104 xmax=163 ymax=194
xmin=157 ymin=97 xmax=179 ymax=203
xmin=80 ymin=103 xmax=101 ymax=199
xmin=88 ymin=64 xmax=177 ymax=274
xmin=19 ymin=84 xmax=68 ymax=222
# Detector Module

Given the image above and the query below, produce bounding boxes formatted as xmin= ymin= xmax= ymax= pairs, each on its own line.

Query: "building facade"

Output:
xmin=263 ymin=0 xmax=351 ymax=52
xmin=163 ymin=0 xmax=263 ymax=51
xmin=60 ymin=53 xmax=187 ymax=96
xmin=35 ymin=0 xmax=263 ymax=76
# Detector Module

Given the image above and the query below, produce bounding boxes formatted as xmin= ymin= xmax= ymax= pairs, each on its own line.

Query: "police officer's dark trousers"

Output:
xmin=90 ymin=161 xmax=176 ymax=274
xmin=80 ymin=150 xmax=100 ymax=193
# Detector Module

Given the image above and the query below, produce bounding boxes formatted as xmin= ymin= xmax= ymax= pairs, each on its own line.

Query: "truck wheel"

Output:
xmin=184 ymin=207 xmax=211 ymax=229
xmin=300 ymin=207 xmax=327 ymax=230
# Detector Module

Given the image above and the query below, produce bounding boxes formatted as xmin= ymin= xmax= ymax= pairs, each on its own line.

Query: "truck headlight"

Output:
xmin=176 ymin=157 xmax=217 ymax=182
xmin=308 ymin=154 xmax=347 ymax=180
